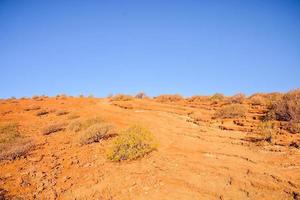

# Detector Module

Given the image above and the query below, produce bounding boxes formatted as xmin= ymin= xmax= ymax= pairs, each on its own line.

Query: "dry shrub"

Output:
xmin=210 ymin=93 xmax=225 ymax=101
xmin=24 ymin=105 xmax=41 ymax=111
xmin=256 ymin=122 xmax=273 ymax=142
xmin=228 ymin=93 xmax=246 ymax=104
xmin=36 ymin=110 xmax=49 ymax=116
xmin=56 ymin=110 xmax=69 ymax=116
xmin=111 ymin=94 xmax=133 ymax=101
xmin=249 ymin=95 xmax=266 ymax=106
xmin=79 ymin=123 xmax=115 ymax=145
xmin=0 ymin=139 xmax=35 ymax=161
xmin=0 ymin=122 xmax=20 ymax=144
xmin=265 ymin=89 xmax=300 ymax=122
xmin=68 ymin=117 xmax=103 ymax=132
xmin=187 ymin=95 xmax=209 ymax=102
xmin=284 ymin=122 xmax=300 ymax=134
xmin=214 ymin=104 xmax=247 ymax=119
xmin=107 ymin=125 xmax=157 ymax=161
xmin=155 ymin=94 xmax=183 ymax=103
xmin=41 ymin=122 xmax=66 ymax=135
xmin=135 ymin=92 xmax=147 ymax=99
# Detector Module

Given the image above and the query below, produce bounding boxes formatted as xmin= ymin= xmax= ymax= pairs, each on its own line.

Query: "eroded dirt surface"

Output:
xmin=0 ymin=97 xmax=299 ymax=199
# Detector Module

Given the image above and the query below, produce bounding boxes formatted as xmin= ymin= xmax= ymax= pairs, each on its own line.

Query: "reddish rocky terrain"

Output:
xmin=0 ymin=93 xmax=299 ymax=199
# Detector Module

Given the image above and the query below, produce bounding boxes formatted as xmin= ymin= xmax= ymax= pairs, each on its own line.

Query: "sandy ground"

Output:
xmin=0 ymin=97 xmax=299 ymax=200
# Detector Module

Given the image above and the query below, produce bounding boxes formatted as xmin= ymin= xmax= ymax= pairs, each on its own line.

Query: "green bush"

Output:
xmin=79 ymin=123 xmax=115 ymax=145
xmin=107 ymin=125 xmax=157 ymax=161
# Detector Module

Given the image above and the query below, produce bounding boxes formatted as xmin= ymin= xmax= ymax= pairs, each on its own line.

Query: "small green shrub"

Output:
xmin=107 ymin=125 xmax=157 ymax=161
xmin=0 ymin=122 xmax=20 ymax=144
xmin=79 ymin=123 xmax=115 ymax=145
xmin=214 ymin=104 xmax=247 ymax=119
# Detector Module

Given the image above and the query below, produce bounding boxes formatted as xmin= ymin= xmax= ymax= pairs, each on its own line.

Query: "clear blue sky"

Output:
xmin=1 ymin=0 xmax=300 ymax=98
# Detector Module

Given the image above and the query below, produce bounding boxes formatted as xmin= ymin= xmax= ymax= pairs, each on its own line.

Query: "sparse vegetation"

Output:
xmin=24 ymin=105 xmax=41 ymax=111
xmin=79 ymin=123 xmax=115 ymax=145
xmin=41 ymin=122 xmax=66 ymax=135
xmin=0 ymin=139 xmax=35 ymax=161
xmin=228 ymin=93 xmax=246 ymax=104
xmin=284 ymin=122 xmax=300 ymax=134
xmin=155 ymin=94 xmax=183 ymax=103
xmin=265 ymin=89 xmax=300 ymax=122
xmin=249 ymin=95 xmax=266 ymax=106
xmin=0 ymin=122 xmax=20 ymax=144
xmin=135 ymin=92 xmax=147 ymax=99
xmin=107 ymin=125 xmax=157 ymax=161
xmin=67 ymin=113 xmax=80 ymax=120
xmin=56 ymin=110 xmax=69 ymax=116
xmin=214 ymin=104 xmax=247 ymax=119
xmin=68 ymin=117 xmax=103 ymax=132
xmin=36 ymin=110 xmax=49 ymax=116
xmin=210 ymin=93 xmax=225 ymax=102
xmin=110 ymin=94 xmax=134 ymax=101
xmin=256 ymin=121 xmax=273 ymax=142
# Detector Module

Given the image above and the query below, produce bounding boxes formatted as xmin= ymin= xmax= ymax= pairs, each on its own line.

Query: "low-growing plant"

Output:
xmin=265 ymin=89 xmax=300 ymax=122
xmin=107 ymin=125 xmax=158 ymax=161
xmin=210 ymin=93 xmax=225 ymax=101
xmin=110 ymin=94 xmax=134 ymax=101
xmin=228 ymin=93 xmax=246 ymax=104
xmin=214 ymin=104 xmax=247 ymax=119
xmin=284 ymin=122 xmax=300 ymax=134
xmin=249 ymin=95 xmax=266 ymax=106
xmin=36 ymin=110 xmax=49 ymax=116
xmin=41 ymin=122 xmax=66 ymax=135
xmin=68 ymin=117 xmax=103 ymax=132
xmin=0 ymin=122 xmax=20 ymax=144
xmin=155 ymin=94 xmax=183 ymax=103
xmin=24 ymin=105 xmax=41 ymax=111
xmin=135 ymin=92 xmax=147 ymax=99
xmin=79 ymin=123 xmax=115 ymax=145
xmin=56 ymin=110 xmax=69 ymax=116
xmin=67 ymin=113 xmax=80 ymax=120
xmin=0 ymin=139 xmax=35 ymax=161
xmin=256 ymin=121 xmax=273 ymax=142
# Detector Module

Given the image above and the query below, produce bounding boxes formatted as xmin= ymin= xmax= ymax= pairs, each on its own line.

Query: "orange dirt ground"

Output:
xmin=0 ymin=96 xmax=299 ymax=199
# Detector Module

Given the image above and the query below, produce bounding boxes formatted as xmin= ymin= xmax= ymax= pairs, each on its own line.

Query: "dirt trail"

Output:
xmin=0 ymin=98 xmax=299 ymax=199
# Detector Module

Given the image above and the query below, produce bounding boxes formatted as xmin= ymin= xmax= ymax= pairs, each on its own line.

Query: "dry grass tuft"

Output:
xmin=110 ymin=94 xmax=134 ymax=101
xmin=56 ymin=110 xmax=69 ymax=116
xmin=155 ymin=94 xmax=183 ymax=103
xmin=214 ymin=104 xmax=247 ymax=119
xmin=36 ymin=110 xmax=49 ymax=116
xmin=107 ymin=125 xmax=157 ymax=161
xmin=0 ymin=122 xmax=20 ymax=144
xmin=0 ymin=139 xmax=35 ymax=161
xmin=24 ymin=105 xmax=41 ymax=111
xmin=41 ymin=122 xmax=66 ymax=135
xmin=79 ymin=123 xmax=115 ymax=145
xmin=67 ymin=113 xmax=80 ymax=120
xmin=68 ymin=117 xmax=103 ymax=132
xmin=265 ymin=89 xmax=300 ymax=122
xmin=228 ymin=93 xmax=246 ymax=104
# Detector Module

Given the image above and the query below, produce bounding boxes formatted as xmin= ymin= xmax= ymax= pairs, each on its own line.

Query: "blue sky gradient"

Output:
xmin=1 ymin=0 xmax=300 ymax=98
